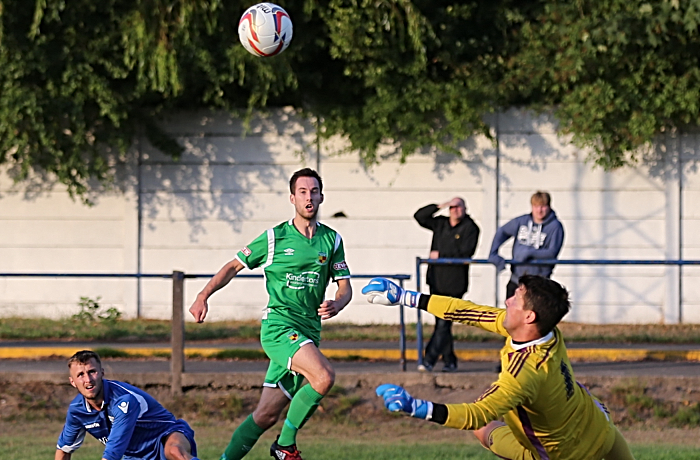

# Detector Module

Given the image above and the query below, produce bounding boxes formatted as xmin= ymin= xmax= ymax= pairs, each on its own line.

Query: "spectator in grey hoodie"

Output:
xmin=488 ymin=191 xmax=564 ymax=300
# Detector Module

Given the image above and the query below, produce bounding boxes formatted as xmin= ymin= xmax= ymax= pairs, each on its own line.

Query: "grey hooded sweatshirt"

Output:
xmin=488 ymin=210 xmax=564 ymax=284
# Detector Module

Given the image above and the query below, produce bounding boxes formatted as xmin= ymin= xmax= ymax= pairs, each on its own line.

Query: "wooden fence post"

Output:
xmin=171 ymin=271 xmax=185 ymax=395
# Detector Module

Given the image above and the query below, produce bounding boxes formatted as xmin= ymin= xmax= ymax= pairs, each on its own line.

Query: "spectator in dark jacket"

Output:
xmin=488 ymin=191 xmax=565 ymax=300
xmin=414 ymin=197 xmax=480 ymax=372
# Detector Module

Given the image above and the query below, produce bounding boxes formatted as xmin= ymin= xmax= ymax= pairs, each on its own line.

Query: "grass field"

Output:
xmin=4 ymin=421 xmax=700 ymax=460
xmin=5 ymin=317 xmax=700 ymax=344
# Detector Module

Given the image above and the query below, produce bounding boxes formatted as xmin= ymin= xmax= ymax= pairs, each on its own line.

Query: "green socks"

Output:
xmin=221 ymin=414 xmax=266 ymax=460
xmin=220 ymin=385 xmax=325 ymax=457
xmin=277 ymin=385 xmax=324 ymax=446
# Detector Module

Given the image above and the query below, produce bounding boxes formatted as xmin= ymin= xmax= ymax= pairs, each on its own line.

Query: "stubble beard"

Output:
xmin=298 ymin=203 xmax=319 ymax=221
xmin=83 ymin=382 xmax=103 ymax=402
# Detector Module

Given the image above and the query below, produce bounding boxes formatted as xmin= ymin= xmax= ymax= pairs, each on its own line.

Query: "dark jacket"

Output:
xmin=488 ymin=209 xmax=565 ymax=283
xmin=414 ymin=204 xmax=480 ymax=297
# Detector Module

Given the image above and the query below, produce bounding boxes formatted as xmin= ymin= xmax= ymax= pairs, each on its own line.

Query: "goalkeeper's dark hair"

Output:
xmin=290 ymin=168 xmax=323 ymax=194
xmin=68 ymin=350 xmax=102 ymax=369
xmin=519 ymin=275 xmax=570 ymax=336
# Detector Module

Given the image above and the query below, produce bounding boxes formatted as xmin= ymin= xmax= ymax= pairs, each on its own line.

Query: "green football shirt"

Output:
xmin=236 ymin=219 xmax=351 ymax=339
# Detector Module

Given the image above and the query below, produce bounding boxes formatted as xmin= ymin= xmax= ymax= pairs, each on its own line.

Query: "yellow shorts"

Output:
xmin=601 ymin=426 xmax=635 ymax=460
xmin=487 ymin=425 xmax=536 ymax=460
xmin=486 ymin=423 xmax=635 ymax=460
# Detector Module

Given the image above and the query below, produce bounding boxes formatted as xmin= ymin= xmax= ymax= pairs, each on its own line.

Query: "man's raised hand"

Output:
xmin=375 ymin=384 xmax=432 ymax=420
xmin=361 ymin=278 xmax=420 ymax=308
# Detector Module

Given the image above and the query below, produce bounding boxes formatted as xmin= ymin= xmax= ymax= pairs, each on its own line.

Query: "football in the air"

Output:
xmin=238 ymin=3 xmax=293 ymax=57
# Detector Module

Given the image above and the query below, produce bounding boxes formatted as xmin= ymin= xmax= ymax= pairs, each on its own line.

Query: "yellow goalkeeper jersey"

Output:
xmin=427 ymin=295 xmax=614 ymax=460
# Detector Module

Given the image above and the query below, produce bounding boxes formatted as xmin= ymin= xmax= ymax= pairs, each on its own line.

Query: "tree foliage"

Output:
xmin=1 ymin=0 xmax=700 ymax=199
xmin=505 ymin=0 xmax=700 ymax=169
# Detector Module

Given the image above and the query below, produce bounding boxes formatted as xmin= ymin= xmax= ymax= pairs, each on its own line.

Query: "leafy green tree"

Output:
xmin=0 ymin=0 xmax=297 ymax=201
xmin=3 ymin=0 xmax=700 ymax=201
xmin=1 ymin=0 xmax=532 ymax=201
xmin=505 ymin=0 xmax=700 ymax=168
xmin=313 ymin=0 xmax=518 ymax=163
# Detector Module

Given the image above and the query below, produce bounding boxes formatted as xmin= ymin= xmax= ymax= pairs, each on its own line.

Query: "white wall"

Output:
xmin=494 ymin=112 xmax=680 ymax=324
xmin=0 ymin=108 xmax=695 ymax=324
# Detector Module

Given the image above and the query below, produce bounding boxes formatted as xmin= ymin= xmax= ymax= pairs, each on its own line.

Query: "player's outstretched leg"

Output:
xmin=272 ymin=345 xmax=334 ymax=458
xmin=222 ymin=414 xmax=267 ymax=460
xmin=222 ymin=388 xmax=289 ymax=460
xmin=473 ymin=420 xmax=506 ymax=449
xmin=277 ymin=384 xmax=324 ymax=447
xmin=475 ymin=421 xmax=538 ymax=460
xmin=602 ymin=426 xmax=636 ymax=460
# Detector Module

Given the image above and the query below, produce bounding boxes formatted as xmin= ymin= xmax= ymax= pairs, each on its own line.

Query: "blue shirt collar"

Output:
xmin=84 ymin=379 xmax=110 ymax=413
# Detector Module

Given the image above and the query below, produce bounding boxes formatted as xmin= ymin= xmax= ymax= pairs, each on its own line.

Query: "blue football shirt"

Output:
xmin=57 ymin=379 xmax=194 ymax=460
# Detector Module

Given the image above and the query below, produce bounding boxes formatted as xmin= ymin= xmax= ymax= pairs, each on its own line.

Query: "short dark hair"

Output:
xmin=68 ymin=350 xmax=102 ymax=369
xmin=519 ymin=275 xmax=570 ymax=336
xmin=289 ymin=168 xmax=323 ymax=194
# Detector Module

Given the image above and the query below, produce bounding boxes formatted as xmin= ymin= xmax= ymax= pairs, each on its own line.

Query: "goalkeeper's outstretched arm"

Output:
xmin=375 ymin=384 xmax=448 ymax=423
xmin=362 ymin=277 xmax=508 ymax=337
xmin=422 ymin=295 xmax=507 ymax=337
xmin=375 ymin=383 xmax=513 ymax=431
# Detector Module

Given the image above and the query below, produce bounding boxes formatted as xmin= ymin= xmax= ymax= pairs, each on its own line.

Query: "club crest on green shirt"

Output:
xmin=287 ymin=331 xmax=300 ymax=342
xmin=317 ymin=252 xmax=328 ymax=265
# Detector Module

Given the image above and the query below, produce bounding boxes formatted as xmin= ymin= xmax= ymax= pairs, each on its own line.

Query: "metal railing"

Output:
xmin=414 ymin=257 xmax=700 ymax=366
xmin=0 ymin=271 xmax=411 ymax=390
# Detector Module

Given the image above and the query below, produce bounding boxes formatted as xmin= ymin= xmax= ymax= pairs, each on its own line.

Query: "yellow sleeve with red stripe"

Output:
xmin=443 ymin=353 xmax=541 ymax=430
xmin=426 ymin=295 xmax=508 ymax=338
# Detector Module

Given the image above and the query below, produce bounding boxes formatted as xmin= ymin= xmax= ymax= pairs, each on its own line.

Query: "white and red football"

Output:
xmin=238 ymin=3 xmax=293 ymax=57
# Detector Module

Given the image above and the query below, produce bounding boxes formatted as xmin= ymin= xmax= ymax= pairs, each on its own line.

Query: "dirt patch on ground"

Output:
xmin=3 ymin=374 xmax=700 ymax=440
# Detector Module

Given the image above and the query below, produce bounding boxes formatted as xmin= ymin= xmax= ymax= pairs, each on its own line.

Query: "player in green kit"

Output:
xmin=189 ymin=168 xmax=352 ymax=460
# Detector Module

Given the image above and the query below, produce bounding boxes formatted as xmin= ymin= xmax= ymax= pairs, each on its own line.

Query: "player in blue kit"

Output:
xmin=55 ymin=350 xmax=199 ymax=460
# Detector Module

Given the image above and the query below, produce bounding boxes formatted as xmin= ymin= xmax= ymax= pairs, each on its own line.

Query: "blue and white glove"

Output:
xmin=361 ymin=278 xmax=420 ymax=308
xmin=376 ymin=383 xmax=433 ymax=420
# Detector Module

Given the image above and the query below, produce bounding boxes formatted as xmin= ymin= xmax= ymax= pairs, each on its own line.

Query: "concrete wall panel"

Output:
xmin=1 ymin=109 xmax=698 ymax=325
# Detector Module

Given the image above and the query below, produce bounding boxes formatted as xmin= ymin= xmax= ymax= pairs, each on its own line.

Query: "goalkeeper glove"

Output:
xmin=361 ymin=278 xmax=420 ymax=308
xmin=376 ymin=384 xmax=433 ymax=420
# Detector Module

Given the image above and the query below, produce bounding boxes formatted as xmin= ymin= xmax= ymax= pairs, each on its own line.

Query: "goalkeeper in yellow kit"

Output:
xmin=362 ymin=275 xmax=635 ymax=460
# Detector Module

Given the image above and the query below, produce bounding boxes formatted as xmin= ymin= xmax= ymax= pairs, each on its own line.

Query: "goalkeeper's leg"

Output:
xmin=473 ymin=420 xmax=505 ymax=448
xmin=601 ymin=426 xmax=635 ymax=460
xmin=475 ymin=421 xmax=537 ymax=460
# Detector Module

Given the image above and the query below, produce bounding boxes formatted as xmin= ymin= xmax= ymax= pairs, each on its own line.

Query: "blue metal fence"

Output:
xmin=413 ymin=257 xmax=700 ymax=367
xmin=9 ymin=258 xmax=698 ymax=371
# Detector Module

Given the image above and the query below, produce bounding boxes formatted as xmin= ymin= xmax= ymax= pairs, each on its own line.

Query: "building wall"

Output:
xmin=0 ymin=108 xmax=694 ymax=324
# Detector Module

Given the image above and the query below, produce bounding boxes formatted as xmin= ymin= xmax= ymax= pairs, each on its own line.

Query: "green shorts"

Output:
xmin=260 ymin=321 xmax=318 ymax=399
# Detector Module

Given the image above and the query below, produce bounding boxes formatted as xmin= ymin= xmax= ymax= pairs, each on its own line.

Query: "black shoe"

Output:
xmin=417 ymin=363 xmax=434 ymax=372
xmin=442 ymin=363 xmax=458 ymax=373
xmin=270 ymin=437 xmax=303 ymax=460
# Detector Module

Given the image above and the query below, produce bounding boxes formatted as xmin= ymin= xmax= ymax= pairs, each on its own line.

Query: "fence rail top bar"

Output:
xmin=0 ymin=273 xmax=412 ymax=279
xmin=418 ymin=258 xmax=700 ymax=266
